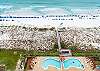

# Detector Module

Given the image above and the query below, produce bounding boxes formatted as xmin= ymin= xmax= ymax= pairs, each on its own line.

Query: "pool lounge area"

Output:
xmin=25 ymin=57 xmax=95 ymax=71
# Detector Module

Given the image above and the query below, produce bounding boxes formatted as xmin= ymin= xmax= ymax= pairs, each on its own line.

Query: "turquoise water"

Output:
xmin=96 ymin=65 xmax=100 ymax=69
xmin=42 ymin=58 xmax=84 ymax=69
xmin=63 ymin=58 xmax=84 ymax=69
xmin=0 ymin=0 xmax=100 ymax=15
xmin=42 ymin=58 xmax=61 ymax=69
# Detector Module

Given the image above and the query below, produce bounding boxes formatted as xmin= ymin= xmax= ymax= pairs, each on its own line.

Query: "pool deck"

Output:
xmin=26 ymin=57 xmax=95 ymax=71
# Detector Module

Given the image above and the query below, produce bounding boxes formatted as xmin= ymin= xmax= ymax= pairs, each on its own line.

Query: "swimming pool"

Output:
xmin=63 ymin=58 xmax=84 ymax=69
xmin=42 ymin=58 xmax=84 ymax=70
xmin=42 ymin=58 xmax=61 ymax=69
xmin=96 ymin=65 xmax=100 ymax=69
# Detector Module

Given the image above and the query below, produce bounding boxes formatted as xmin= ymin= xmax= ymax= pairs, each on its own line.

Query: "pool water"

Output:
xmin=42 ymin=58 xmax=61 ymax=69
xmin=63 ymin=58 xmax=84 ymax=69
xmin=96 ymin=65 xmax=100 ymax=69
xmin=42 ymin=58 xmax=84 ymax=69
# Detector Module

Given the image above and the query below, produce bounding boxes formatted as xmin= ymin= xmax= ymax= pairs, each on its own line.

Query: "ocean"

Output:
xmin=0 ymin=0 xmax=100 ymax=15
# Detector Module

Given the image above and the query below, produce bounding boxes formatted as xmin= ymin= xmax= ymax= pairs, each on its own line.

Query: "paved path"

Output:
xmin=56 ymin=28 xmax=72 ymax=56
xmin=56 ymin=29 xmax=61 ymax=51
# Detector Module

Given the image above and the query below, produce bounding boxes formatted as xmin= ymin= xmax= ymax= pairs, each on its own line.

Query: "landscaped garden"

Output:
xmin=0 ymin=49 xmax=24 ymax=71
xmin=0 ymin=42 xmax=100 ymax=71
xmin=0 ymin=47 xmax=59 ymax=71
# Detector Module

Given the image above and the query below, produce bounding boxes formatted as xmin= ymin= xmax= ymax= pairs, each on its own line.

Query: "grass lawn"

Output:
xmin=28 ymin=49 xmax=59 ymax=56
xmin=0 ymin=49 xmax=26 ymax=71
xmin=72 ymin=50 xmax=100 ymax=57
xmin=0 ymin=49 xmax=59 ymax=71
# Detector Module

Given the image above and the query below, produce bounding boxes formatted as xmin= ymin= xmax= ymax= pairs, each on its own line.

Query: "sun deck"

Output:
xmin=25 ymin=57 xmax=95 ymax=71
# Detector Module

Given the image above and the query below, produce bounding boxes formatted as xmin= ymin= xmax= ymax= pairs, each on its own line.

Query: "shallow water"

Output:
xmin=0 ymin=0 xmax=100 ymax=15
